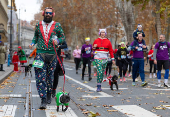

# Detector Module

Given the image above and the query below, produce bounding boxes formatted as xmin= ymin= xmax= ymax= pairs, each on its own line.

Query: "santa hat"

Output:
xmin=137 ymin=24 xmax=142 ymax=28
xmin=14 ymin=51 xmax=17 ymax=55
xmin=85 ymin=37 xmax=90 ymax=41
xmin=18 ymin=46 xmax=22 ymax=49
xmin=99 ymin=29 xmax=107 ymax=35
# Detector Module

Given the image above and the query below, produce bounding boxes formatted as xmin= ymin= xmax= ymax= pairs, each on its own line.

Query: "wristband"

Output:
xmin=31 ymin=43 xmax=34 ymax=46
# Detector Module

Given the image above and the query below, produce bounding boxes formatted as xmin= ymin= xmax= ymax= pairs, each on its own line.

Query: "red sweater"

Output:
xmin=148 ymin=50 xmax=154 ymax=61
xmin=93 ymin=38 xmax=114 ymax=59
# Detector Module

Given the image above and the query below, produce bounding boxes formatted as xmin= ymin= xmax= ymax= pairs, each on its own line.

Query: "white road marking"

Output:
xmin=65 ymin=68 xmax=73 ymax=70
xmin=102 ymin=88 xmax=128 ymax=90
xmin=113 ymin=105 xmax=159 ymax=117
xmin=0 ymin=94 xmax=22 ymax=98
xmin=31 ymin=80 xmax=36 ymax=83
xmin=144 ymin=88 xmax=170 ymax=91
xmin=45 ymin=106 xmax=78 ymax=117
xmin=65 ymin=75 xmax=113 ymax=98
xmin=32 ymin=95 xmax=39 ymax=97
xmin=0 ymin=105 xmax=17 ymax=117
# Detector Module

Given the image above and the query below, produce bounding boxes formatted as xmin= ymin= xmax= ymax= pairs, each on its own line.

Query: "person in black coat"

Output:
xmin=52 ymin=41 xmax=67 ymax=98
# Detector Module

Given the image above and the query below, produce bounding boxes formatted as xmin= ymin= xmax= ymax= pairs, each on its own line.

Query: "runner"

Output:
xmin=18 ymin=46 xmax=27 ymax=72
xmin=114 ymin=45 xmax=121 ymax=76
xmin=81 ymin=37 xmax=92 ymax=81
xmin=129 ymin=33 xmax=148 ymax=86
xmin=52 ymin=41 xmax=67 ymax=98
xmin=148 ymin=45 xmax=156 ymax=78
xmin=93 ymin=29 xmax=115 ymax=92
xmin=105 ymin=54 xmax=112 ymax=76
xmin=73 ymin=45 xmax=81 ymax=74
xmin=29 ymin=7 xmax=65 ymax=109
xmin=127 ymin=50 xmax=133 ymax=77
xmin=153 ymin=34 xmax=170 ymax=88
xmin=117 ymin=42 xmax=129 ymax=82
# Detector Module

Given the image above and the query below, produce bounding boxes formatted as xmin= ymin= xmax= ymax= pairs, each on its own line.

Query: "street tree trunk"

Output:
xmin=116 ymin=0 xmax=135 ymax=43
xmin=155 ymin=0 xmax=162 ymax=38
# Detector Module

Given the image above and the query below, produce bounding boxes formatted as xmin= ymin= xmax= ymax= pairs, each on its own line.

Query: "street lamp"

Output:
xmin=9 ymin=0 xmax=13 ymax=61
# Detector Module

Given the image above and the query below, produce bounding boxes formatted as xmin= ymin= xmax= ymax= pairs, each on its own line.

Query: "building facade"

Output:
xmin=0 ymin=0 xmax=8 ymax=44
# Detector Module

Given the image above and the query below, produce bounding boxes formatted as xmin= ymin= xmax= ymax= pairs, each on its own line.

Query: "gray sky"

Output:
xmin=15 ymin=0 xmax=42 ymax=22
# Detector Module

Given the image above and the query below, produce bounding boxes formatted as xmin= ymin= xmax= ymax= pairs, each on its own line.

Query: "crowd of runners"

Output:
xmin=73 ymin=24 xmax=170 ymax=92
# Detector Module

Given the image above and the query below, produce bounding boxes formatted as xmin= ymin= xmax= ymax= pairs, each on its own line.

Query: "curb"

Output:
xmin=0 ymin=70 xmax=13 ymax=84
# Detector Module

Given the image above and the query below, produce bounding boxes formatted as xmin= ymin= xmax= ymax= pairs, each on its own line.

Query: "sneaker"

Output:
xmin=47 ymin=93 xmax=51 ymax=104
xmin=89 ymin=77 xmax=92 ymax=81
xmin=94 ymin=73 xmax=97 ymax=76
xmin=125 ymin=73 xmax=127 ymax=77
xmin=132 ymin=82 xmax=136 ymax=86
xmin=123 ymin=77 xmax=126 ymax=82
xmin=52 ymin=90 xmax=56 ymax=98
xmin=164 ymin=83 xmax=170 ymax=88
xmin=76 ymin=71 xmax=78 ymax=74
xmin=153 ymin=75 xmax=157 ymax=78
xmin=82 ymin=77 xmax=84 ymax=80
xmin=39 ymin=98 xmax=47 ymax=109
xmin=149 ymin=74 xmax=152 ymax=78
xmin=128 ymin=74 xmax=131 ymax=77
xmin=158 ymin=83 xmax=161 ymax=88
xmin=141 ymin=82 xmax=148 ymax=87
xmin=120 ymin=78 xmax=122 ymax=82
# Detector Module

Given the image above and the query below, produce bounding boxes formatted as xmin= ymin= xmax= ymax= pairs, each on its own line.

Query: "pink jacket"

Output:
xmin=73 ymin=49 xmax=81 ymax=58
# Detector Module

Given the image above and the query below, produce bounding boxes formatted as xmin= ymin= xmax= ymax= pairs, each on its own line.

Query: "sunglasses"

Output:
xmin=45 ymin=12 xmax=53 ymax=15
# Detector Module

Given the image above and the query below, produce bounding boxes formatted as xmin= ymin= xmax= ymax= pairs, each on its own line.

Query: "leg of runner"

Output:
xmin=138 ymin=59 xmax=147 ymax=87
xmin=119 ymin=61 xmax=123 ymax=82
xmin=87 ymin=58 xmax=92 ymax=81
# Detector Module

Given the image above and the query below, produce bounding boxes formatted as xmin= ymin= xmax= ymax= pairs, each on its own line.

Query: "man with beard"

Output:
xmin=29 ymin=7 xmax=65 ymax=109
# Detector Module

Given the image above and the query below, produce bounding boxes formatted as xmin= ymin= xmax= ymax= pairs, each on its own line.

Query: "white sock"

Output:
xmin=154 ymin=73 xmax=156 ymax=76
xmin=158 ymin=79 xmax=161 ymax=84
xmin=150 ymin=73 xmax=152 ymax=76
xmin=164 ymin=79 xmax=168 ymax=84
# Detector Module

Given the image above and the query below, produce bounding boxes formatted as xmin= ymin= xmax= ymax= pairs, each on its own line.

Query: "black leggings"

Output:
xmin=53 ymin=62 xmax=60 ymax=90
xmin=119 ymin=60 xmax=128 ymax=77
xmin=106 ymin=62 xmax=112 ymax=75
xmin=149 ymin=60 xmax=156 ymax=73
xmin=82 ymin=58 xmax=91 ymax=77
xmin=74 ymin=58 xmax=81 ymax=70
xmin=127 ymin=59 xmax=132 ymax=73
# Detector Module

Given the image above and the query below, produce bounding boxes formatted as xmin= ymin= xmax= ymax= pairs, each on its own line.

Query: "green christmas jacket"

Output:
xmin=32 ymin=21 xmax=66 ymax=54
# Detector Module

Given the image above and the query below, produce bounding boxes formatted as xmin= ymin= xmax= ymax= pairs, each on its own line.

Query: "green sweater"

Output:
xmin=32 ymin=21 xmax=65 ymax=54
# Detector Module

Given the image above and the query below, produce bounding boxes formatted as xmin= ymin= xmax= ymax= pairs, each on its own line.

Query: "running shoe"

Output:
xmin=164 ymin=83 xmax=170 ymax=88
xmin=149 ymin=74 xmax=152 ymax=78
xmin=141 ymin=82 xmax=148 ymax=87
xmin=123 ymin=77 xmax=126 ymax=82
xmin=128 ymin=74 xmax=131 ymax=77
xmin=125 ymin=73 xmax=127 ymax=77
xmin=120 ymin=78 xmax=122 ymax=82
xmin=132 ymin=82 xmax=136 ymax=86
xmin=158 ymin=83 xmax=161 ymax=88
xmin=94 ymin=73 xmax=97 ymax=77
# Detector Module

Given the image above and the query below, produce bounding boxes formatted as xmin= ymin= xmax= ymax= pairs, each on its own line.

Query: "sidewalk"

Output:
xmin=0 ymin=63 xmax=13 ymax=84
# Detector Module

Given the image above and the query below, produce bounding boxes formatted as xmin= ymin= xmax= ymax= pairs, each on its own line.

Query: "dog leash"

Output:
xmin=53 ymin=41 xmax=66 ymax=93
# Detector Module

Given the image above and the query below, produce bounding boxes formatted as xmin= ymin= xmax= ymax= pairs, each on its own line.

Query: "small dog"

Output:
xmin=103 ymin=75 xmax=119 ymax=90
xmin=21 ymin=64 xmax=32 ymax=77
xmin=56 ymin=92 xmax=70 ymax=112
xmin=110 ymin=75 xmax=118 ymax=90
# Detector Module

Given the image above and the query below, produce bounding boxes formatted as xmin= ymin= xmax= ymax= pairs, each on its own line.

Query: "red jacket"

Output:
xmin=148 ymin=49 xmax=154 ymax=61
xmin=12 ymin=55 xmax=19 ymax=63
xmin=93 ymin=38 xmax=114 ymax=59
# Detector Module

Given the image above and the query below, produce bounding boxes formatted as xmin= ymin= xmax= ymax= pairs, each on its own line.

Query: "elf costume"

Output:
xmin=31 ymin=20 xmax=65 ymax=109
xmin=12 ymin=52 xmax=19 ymax=72
xmin=93 ymin=29 xmax=114 ymax=92
xmin=18 ymin=46 xmax=27 ymax=64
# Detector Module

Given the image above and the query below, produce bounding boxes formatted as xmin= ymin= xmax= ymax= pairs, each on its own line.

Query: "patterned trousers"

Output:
xmin=94 ymin=59 xmax=107 ymax=83
xmin=34 ymin=53 xmax=57 ymax=98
